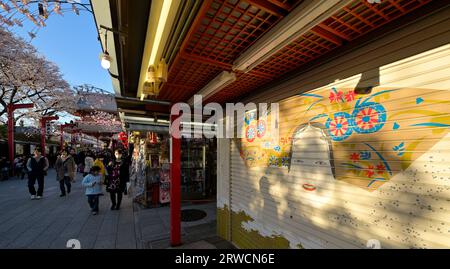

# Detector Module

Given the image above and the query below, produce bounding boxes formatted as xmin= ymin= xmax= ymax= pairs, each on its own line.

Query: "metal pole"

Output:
xmin=170 ymin=113 xmax=181 ymax=246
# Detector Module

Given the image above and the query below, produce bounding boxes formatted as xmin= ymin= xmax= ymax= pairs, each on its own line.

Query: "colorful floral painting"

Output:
xmin=237 ymin=86 xmax=450 ymax=192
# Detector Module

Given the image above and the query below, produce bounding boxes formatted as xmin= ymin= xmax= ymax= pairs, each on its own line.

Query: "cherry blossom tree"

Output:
xmin=0 ymin=0 xmax=92 ymax=40
xmin=0 ymin=25 xmax=75 ymax=125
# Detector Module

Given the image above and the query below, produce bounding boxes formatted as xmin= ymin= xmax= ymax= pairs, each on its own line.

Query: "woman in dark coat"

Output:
xmin=55 ymin=149 xmax=76 ymax=197
xmin=106 ymin=149 xmax=129 ymax=210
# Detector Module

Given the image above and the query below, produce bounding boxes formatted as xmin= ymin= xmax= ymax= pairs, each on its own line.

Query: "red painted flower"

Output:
xmin=345 ymin=91 xmax=355 ymax=102
xmin=329 ymin=90 xmax=344 ymax=103
xmin=376 ymin=163 xmax=386 ymax=174
xmin=355 ymin=107 xmax=380 ymax=130
xmin=329 ymin=115 xmax=350 ymax=137
xmin=246 ymin=125 xmax=256 ymax=143
xmin=350 ymin=153 xmax=360 ymax=162
xmin=366 ymin=165 xmax=375 ymax=178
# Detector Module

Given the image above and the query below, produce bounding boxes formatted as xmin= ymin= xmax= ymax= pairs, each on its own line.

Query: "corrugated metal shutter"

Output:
xmin=227 ymin=6 xmax=450 ymax=249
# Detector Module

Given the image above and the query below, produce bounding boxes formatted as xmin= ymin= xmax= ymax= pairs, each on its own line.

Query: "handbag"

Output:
xmin=104 ymin=175 xmax=111 ymax=192
xmin=125 ymin=182 xmax=131 ymax=195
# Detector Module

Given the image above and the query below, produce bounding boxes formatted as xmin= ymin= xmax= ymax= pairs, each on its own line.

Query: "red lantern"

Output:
xmin=118 ymin=132 xmax=128 ymax=148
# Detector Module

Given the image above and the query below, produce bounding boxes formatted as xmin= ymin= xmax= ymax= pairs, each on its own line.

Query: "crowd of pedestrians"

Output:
xmin=20 ymin=147 xmax=130 ymax=215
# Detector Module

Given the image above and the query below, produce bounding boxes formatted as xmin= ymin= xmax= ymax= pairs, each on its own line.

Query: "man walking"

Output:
xmin=26 ymin=147 xmax=49 ymax=200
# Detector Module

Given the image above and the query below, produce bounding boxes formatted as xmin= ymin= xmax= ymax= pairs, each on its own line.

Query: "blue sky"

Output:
xmin=11 ymin=3 xmax=113 ymax=93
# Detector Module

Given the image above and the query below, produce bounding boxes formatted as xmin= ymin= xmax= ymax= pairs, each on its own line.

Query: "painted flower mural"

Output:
xmin=237 ymin=85 xmax=450 ymax=192
xmin=326 ymin=112 xmax=353 ymax=141
xmin=352 ymin=102 xmax=386 ymax=134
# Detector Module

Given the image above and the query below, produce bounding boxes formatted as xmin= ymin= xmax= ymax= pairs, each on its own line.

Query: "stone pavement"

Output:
xmin=136 ymin=202 xmax=234 ymax=249
xmin=0 ymin=169 xmax=137 ymax=249
xmin=0 ymin=169 xmax=233 ymax=249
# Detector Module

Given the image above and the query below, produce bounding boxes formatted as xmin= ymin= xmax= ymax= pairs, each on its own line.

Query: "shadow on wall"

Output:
xmin=228 ymin=56 xmax=450 ymax=248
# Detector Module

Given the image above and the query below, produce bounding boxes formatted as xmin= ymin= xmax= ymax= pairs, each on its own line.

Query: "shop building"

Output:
xmin=92 ymin=0 xmax=450 ymax=248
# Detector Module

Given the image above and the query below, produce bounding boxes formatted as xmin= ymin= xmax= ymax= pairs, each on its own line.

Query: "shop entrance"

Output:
xmin=181 ymin=137 xmax=217 ymax=201
xmin=129 ymin=131 xmax=217 ymax=207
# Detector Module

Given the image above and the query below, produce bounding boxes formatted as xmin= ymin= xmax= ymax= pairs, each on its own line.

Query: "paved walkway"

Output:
xmin=0 ymin=170 xmax=137 ymax=249
xmin=0 ymin=169 xmax=233 ymax=249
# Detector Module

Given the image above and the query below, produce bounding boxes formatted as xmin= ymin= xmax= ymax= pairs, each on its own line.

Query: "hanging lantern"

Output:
xmin=38 ymin=2 xmax=48 ymax=19
xmin=72 ymin=4 xmax=79 ymax=15
xmin=38 ymin=3 xmax=44 ymax=16
xmin=118 ymin=131 xmax=128 ymax=148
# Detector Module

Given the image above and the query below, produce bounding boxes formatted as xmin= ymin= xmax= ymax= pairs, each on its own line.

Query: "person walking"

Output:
xmin=82 ymin=166 xmax=102 ymax=215
xmin=69 ymin=148 xmax=79 ymax=181
xmin=83 ymin=151 xmax=94 ymax=177
xmin=78 ymin=150 xmax=86 ymax=173
xmin=0 ymin=157 xmax=9 ymax=181
xmin=14 ymin=155 xmax=25 ymax=179
xmin=93 ymin=154 xmax=106 ymax=183
xmin=26 ymin=147 xmax=49 ymax=200
xmin=55 ymin=149 xmax=76 ymax=197
xmin=106 ymin=149 xmax=129 ymax=210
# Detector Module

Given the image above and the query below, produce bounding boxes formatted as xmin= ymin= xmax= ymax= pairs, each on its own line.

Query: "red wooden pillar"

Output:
xmin=170 ymin=113 xmax=181 ymax=246
xmin=7 ymin=103 xmax=33 ymax=172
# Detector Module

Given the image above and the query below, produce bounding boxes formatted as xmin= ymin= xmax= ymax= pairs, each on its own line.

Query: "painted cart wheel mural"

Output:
xmin=246 ymin=125 xmax=256 ymax=143
xmin=326 ymin=112 xmax=353 ymax=141
xmin=352 ymin=102 xmax=386 ymax=134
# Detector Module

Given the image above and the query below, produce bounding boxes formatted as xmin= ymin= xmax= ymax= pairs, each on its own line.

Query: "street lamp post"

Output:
xmin=7 ymin=103 xmax=34 ymax=173
xmin=40 ymin=116 xmax=59 ymax=157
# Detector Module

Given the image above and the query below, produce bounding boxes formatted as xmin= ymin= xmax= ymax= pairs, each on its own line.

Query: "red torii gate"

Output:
xmin=7 ymin=103 xmax=34 ymax=172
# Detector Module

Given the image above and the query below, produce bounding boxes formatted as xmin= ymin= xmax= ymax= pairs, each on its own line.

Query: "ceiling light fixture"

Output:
xmin=100 ymin=51 xmax=111 ymax=69
xmin=100 ymin=28 xmax=111 ymax=69
xmin=188 ymin=71 xmax=236 ymax=105
xmin=137 ymin=0 xmax=181 ymax=100
xmin=232 ymin=0 xmax=353 ymax=72
xmin=149 ymin=0 xmax=174 ymax=66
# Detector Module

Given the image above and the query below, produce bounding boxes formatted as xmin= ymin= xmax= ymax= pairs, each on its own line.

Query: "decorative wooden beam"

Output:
xmin=316 ymin=24 xmax=352 ymax=41
xmin=246 ymin=0 xmax=289 ymax=17
xmin=310 ymin=26 xmax=343 ymax=46
xmin=179 ymin=52 xmax=232 ymax=70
